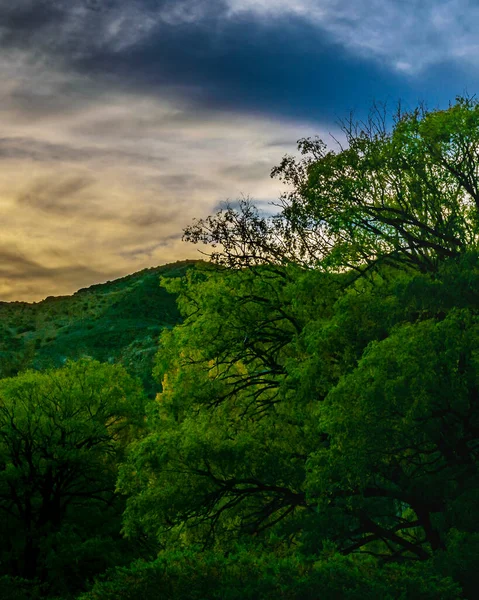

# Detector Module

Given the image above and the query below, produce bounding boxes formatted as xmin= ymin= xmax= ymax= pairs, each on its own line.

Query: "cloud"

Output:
xmin=1 ymin=0 xmax=474 ymax=81
xmin=0 ymin=137 xmax=169 ymax=166
xmin=0 ymin=1 xmax=477 ymax=100
xmin=0 ymin=244 xmax=111 ymax=301
xmin=225 ymin=0 xmax=479 ymax=74
xmin=0 ymin=246 xmax=104 ymax=282
xmin=17 ymin=174 xmax=95 ymax=213
xmin=0 ymin=0 xmax=476 ymax=301
xmin=0 ymin=1 xmax=221 ymax=59
xmin=0 ymin=0 xmax=468 ymax=127
xmin=0 ymin=74 xmax=322 ymax=301
xmin=12 ymin=172 xmax=189 ymax=231
xmin=0 ymin=0 xmax=415 ymax=124
xmin=220 ymin=161 xmax=274 ymax=182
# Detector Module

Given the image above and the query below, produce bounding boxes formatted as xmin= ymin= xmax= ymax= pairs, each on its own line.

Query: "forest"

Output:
xmin=2 ymin=97 xmax=479 ymax=598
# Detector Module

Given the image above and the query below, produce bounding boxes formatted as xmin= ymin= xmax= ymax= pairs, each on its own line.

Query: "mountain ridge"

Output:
xmin=0 ymin=259 xmax=199 ymax=394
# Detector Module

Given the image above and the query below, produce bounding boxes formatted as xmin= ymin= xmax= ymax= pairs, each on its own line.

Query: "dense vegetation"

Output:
xmin=3 ymin=97 xmax=479 ymax=598
xmin=0 ymin=261 xmax=194 ymax=396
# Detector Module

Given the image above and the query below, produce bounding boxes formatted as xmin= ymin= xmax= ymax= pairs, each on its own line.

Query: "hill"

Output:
xmin=0 ymin=260 xmax=198 ymax=396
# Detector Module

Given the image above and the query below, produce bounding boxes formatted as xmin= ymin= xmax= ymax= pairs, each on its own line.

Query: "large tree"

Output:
xmin=185 ymin=97 xmax=479 ymax=273
xmin=115 ymin=98 xmax=479 ymax=598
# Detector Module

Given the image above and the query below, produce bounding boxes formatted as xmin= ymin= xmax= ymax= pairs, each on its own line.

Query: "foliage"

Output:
xmin=0 ymin=359 xmax=146 ymax=597
xmin=115 ymin=98 xmax=479 ymax=598
xmin=6 ymin=98 xmax=479 ymax=597
xmin=185 ymin=97 xmax=479 ymax=273
xmin=79 ymin=548 xmax=460 ymax=600
xmin=119 ymin=254 xmax=479 ymax=561
xmin=0 ymin=261 xmax=195 ymax=394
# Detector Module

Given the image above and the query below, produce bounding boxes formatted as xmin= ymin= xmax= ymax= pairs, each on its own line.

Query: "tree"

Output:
xmin=116 ymin=98 xmax=479 ymax=597
xmin=0 ymin=359 xmax=145 ymax=595
xmin=307 ymin=307 xmax=479 ymax=560
xmin=79 ymin=547 xmax=460 ymax=600
xmin=119 ymin=265 xmax=319 ymax=547
xmin=185 ymin=97 xmax=479 ymax=274
xmin=0 ymin=325 xmax=35 ymax=379
xmin=118 ymin=255 xmax=479 ymax=596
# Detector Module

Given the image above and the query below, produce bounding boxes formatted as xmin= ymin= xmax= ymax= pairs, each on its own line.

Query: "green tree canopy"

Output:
xmin=0 ymin=359 xmax=145 ymax=596
xmin=114 ymin=98 xmax=479 ymax=598
xmin=185 ymin=97 xmax=479 ymax=273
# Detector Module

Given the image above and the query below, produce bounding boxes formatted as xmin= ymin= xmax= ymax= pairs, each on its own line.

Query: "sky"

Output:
xmin=1 ymin=0 xmax=478 ymax=301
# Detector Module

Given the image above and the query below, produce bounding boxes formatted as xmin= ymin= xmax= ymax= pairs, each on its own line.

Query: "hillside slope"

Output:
xmin=0 ymin=260 xmax=197 ymax=395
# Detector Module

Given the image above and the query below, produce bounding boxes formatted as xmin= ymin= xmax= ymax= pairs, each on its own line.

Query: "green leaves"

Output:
xmin=13 ymin=98 xmax=479 ymax=596
xmin=79 ymin=548 xmax=461 ymax=600
xmin=0 ymin=359 xmax=146 ymax=594
xmin=94 ymin=99 xmax=479 ymax=598
xmin=186 ymin=98 xmax=479 ymax=275
xmin=306 ymin=308 xmax=479 ymax=560
xmin=119 ymin=248 xmax=479 ymax=588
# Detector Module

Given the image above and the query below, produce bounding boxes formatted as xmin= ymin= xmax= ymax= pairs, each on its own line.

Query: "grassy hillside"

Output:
xmin=0 ymin=260 xmax=197 ymax=395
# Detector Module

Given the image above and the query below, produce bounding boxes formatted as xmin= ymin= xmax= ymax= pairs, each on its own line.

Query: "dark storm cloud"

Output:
xmin=0 ymin=0 xmax=223 ymax=58
xmin=74 ymin=10 xmax=405 ymax=122
xmin=0 ymin=0 xmax=437 ymax=124
xmin=0 ymin=1 xmax=64 ymax=40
